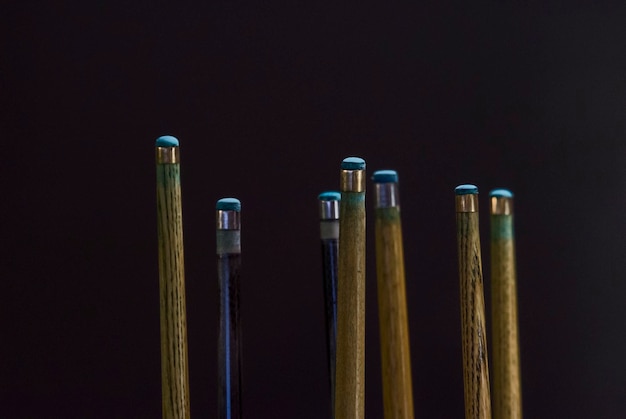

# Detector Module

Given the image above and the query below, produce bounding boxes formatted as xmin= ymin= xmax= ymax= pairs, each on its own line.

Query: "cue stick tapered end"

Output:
xmin=155 ymin=135 xmax=179 ymax=147
xmin=318 ymin=191 xmax=341 ymax=220
xmin=340 ymin=157 xmax=366 ymax=192
xmin=371 ymin=170 xmax=398 ymax=184
xmin=490 ymin=188 xmax=514 ymax=215
xmin=455 ymin=184 xmax=478 ymax=195
xmin=216 ymin=197 xmax=241 ymax=212
xmin=372 ymin=170 xmax=399 ymax=209
xmin=318 ymin=191 xmax=342 ymax=201
xmin=341 ymin=157 xmax=366 ymax=170
xmin=489 ymin=188 xmax=513 ymax=198
xmin=216 ymin=198 xmax=241 ymax=232
xmin=455 ymin=184 xmax=478 ymax=213
xmin=155 ymin=135 xmax=180 ymax=164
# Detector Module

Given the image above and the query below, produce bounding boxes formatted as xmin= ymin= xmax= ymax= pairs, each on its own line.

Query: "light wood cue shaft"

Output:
xmin=335 ymin=157 xmax=366 ymax=419
xmin=455 ymin=185 xmax=491 ymax=419
xmin=489 ymin=190 xmax=522 ymax=419
xmin=155 ymin=136 xmax=191 ymax=419
xmin=373 ymin=171 xmax=414 ymax=419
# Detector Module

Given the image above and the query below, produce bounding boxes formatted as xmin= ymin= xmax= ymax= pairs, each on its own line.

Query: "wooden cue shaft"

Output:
xmin=335 ymin=157 xmax=366 ymax=419
xmin=216 ymin=198 xmax=243 ymax=419
xmin=373 ymin=171 xmax=414 ymax=419
xmin=455 ymin=184 xmax=491 ymax=419
xmin=318 ymin=191 xmax=341 ymax=416
xmin=155 ymin=136 xmax=191 ymax=419
xmin=489 ymin=190 xmax=522 ymax=419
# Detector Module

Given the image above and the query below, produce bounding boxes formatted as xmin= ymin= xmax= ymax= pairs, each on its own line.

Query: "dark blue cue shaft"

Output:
xmin=216 ymin=198 xmax=242 ymax=419
xmin=318 ymin=191 xmax=341 ymax=416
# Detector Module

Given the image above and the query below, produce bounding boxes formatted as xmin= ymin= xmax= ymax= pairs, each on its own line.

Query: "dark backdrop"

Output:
xmin=3 ymin=2 xmax=626 ymax=418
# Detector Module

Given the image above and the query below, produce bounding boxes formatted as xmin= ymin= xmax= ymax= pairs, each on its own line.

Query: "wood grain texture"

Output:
xmin=335 ymin=192 xmax=366 ymax=419
xmin=156 ymin=162 xmax=191 ymax=419
xmin=375 ymin=208 xmax=414 ymax=419
xmin=217 ymin=253 xmax=242 ymax=419
xmin=456 ymin=211 xmax=491 ymax=419
xmin=490 ymin=215 xmax=522 ymax=419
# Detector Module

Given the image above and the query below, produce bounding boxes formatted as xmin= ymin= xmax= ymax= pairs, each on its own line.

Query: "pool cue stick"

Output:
xmin=335 ymin=157 xmax=366 ymax=419
xmin=373 ymin=170 xmax=414 ymax=419
xmin=489 ymin=189 xmax=522 ymax=419
xmin=318 ymin=191 xmax=341 ymax=415
xmin=216 ymin=198 xmax=243 ymax=419
xmin=155 ymin=135 xmax=191 ymax=419
xmin=455 ymin=184 xmax=492 ymax=419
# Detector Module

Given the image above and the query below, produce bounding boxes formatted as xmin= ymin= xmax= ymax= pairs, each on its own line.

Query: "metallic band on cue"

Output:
xmin=490 ymin=189 xmax=513 ymax=215
xmin=340 ymin=157 xmax=366 ymax=192
xmin=216 ymin=198 xmax=241 ymax=256
xmin=319 ymin=193 xmax=341 ymax=220
xmin=217 ymin=198 xmax=242 ymax=231
xmin=373 ymin=170 xmax=399 ymax=209
xmin=455 ymin=184 xmax=478 ymax=213
xmin=155 ymin=135 xmax=181 ymax=164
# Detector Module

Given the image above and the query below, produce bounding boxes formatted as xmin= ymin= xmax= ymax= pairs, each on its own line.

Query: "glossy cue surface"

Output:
xmin=335 ymin=157 xmax=366 ymax=419
xmin=319 ymin=191 xmax=341 ymax=416
xmin=455 ymin=184 xmax=492 ymax=419
xmin=155 ymin=135 xmax=191 ymax=419
xmin=373 ymin=170 xmax=414 ymax=419
xmin=490 ymin=189 xmax=522 ymax=419
xmin=216 ymin=198 xmax=243 ymax=419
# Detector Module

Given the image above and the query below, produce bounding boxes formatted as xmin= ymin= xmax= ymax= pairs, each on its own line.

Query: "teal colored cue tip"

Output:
xmin=455 ymin=184 xmax=479 ymax=195
xmin=319 ymin=191 xmax=342 ymax=201
xmin=155 ymin=135 xmax=179 ymax=147
xmin=341 ymin=157 xmax=366 ymax=170
xmin=372 ymin=170 xmax=398 ymax=183
xmin=489 ymin=189 xmax=514 ymax=198
xmin=216 ymin=198 xmax=241 ymax=212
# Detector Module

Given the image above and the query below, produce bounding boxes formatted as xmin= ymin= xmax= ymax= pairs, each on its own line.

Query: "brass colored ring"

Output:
xmin=490 ymin=196 xmax=513 ymax=215
xmin=156 ymin=146 xmax=180 ymax=164
xmin=456 ymin=194 xmax=478 ymax=213
xmin=340 ymin=169 xmax=365 ymax=193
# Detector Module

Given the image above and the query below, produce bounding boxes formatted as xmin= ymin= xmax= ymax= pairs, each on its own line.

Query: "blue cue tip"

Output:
xmin=217 ymin=198 xmax=241 ymax=212
xmin=318 ymin=191 xmax=342 ymax=201
xmin=455 ymin=184 xmax=479 ymax=195
xmin=341 ymin=157 xmax=366 ymax=170
xmin=372 ymin=170 xmax=398 ymax=183
xmin=489 ymin=188 xmax=514 ymax=198
xmin=155 ymin=135 xmax=179 ymax=147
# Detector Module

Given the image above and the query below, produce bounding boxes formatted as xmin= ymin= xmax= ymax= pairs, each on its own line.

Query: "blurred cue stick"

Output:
xmin=335 ymin=157 xmax=366 ymax=419
xmin=373 ymin=170 xmax=414 ymax=419
xmin=489 ymin=189 xmax=522 ymax=419
xmin=216 ymin=198 xmax=243 ymax=419
xmin=318 ymin=191 xmax=341 ymax=416
xmin=455 ymin=184 xmax=491 ymax=419
xmin=155 ymin=135 xmax=191 ymax=419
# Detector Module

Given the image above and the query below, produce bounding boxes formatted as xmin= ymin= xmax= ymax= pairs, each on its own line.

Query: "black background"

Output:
xmin=3 ymin=2 xmax=626 ymax=418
